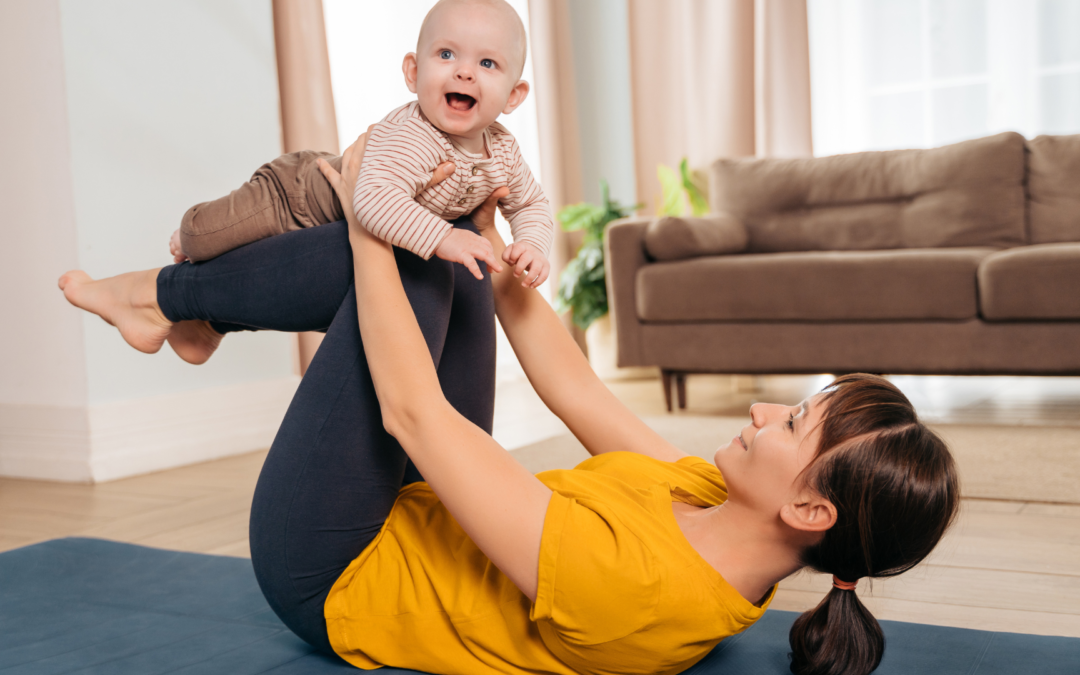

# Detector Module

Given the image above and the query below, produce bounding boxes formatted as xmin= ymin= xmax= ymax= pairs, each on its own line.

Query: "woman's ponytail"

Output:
xmin=785 ymin=374 xmax=961 ymax=675
xmin=788 ymin=586 xmax=883 ymax=675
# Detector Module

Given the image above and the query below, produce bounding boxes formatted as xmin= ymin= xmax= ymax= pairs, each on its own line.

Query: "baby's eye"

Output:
xmin=786 ymin=413 xmax=795 ymax=430
xmin=480 ymin=58 xmax=495 ymax=69
xmin=440 ymin=49 xmax=453 ymax=60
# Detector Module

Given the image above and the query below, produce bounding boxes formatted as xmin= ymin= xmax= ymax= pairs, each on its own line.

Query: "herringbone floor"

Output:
xmin=2 ymin=373 xmax=1078 ymax=638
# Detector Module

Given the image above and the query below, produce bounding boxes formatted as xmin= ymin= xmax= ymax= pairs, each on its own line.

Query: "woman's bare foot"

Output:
xmin=58 ymin=269 xmax=172 ymax=355
xmin=167 ymin=320 xmax=223 ymax=365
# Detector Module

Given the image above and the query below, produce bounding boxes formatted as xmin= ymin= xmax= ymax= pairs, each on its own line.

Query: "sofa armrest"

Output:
xmin=604 ymin=217 xmax=652 ymax=367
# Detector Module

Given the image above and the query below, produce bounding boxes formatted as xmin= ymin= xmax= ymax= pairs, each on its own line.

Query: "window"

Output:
xmin=808 ymin=0 xmax=1080 ymax=156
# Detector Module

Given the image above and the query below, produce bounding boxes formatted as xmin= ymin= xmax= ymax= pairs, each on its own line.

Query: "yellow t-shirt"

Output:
xmin=324 ymin=452 xmax=775 ymax=675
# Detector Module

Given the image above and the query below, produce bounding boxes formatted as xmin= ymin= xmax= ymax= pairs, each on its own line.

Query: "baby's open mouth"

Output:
xmin=446 ymin=93 xmax=477 ymax=111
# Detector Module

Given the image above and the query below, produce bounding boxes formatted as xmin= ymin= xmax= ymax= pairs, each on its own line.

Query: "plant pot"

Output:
xmin=585 ymin=313 xmax=659 ymax=381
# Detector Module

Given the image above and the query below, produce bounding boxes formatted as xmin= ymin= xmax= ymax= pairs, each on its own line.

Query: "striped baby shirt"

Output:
xmin=352 ymin=101 xmax=554 ymax=261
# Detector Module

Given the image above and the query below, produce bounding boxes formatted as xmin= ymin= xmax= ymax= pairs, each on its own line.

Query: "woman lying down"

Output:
xmin=59 ymin=129 xmax=959 ymax=675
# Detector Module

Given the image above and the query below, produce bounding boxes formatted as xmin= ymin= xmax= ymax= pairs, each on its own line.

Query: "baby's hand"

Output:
xmin=502 ymin=242 xmax=550 ymax=288
xmin=169 ymin=229 xmax=189 ymax=263
xmin=434 ymin=228 xmax=504 ymax=280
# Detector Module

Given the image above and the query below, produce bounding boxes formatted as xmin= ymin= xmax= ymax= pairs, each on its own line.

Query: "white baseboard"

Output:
xmin=0 ymin=376 xmax=300 ymax=483
xmin=0 ymin=404 xmax=93 ymax=481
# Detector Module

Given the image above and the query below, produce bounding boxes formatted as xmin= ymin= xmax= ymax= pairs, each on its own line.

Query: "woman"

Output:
xmin=59 ymin=132 xmax=960 ymax=675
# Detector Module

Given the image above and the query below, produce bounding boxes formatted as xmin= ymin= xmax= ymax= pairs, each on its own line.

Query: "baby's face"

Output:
xmin=404 ymin=1 xmax=528 ymax=143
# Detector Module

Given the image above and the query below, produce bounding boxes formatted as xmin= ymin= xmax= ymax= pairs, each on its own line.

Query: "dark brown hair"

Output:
xmin=788 ymin=374 xmax=960 ymax=675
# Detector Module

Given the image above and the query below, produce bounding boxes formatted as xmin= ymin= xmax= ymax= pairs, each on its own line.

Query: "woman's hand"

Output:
xmin=470 ymin=185 xmax=509 ymax=233
xmin=316 ymin=126 xmax=373 ymax=220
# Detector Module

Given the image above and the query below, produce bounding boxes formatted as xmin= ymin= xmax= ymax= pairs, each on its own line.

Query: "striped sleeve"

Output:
xmin=498 ymin=136 xmax=555 ymax=257
xmin=352 ymin=117 xmax=453 ymax=260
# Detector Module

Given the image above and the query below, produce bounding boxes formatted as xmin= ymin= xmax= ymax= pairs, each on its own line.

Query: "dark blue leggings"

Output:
xmin=156 ymin=219 xmax=495 ymax=654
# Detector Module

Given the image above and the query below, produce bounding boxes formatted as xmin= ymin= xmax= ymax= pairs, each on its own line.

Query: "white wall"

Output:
xmin=0 ymin=0 xmax=88 ymax=410
xmin=1 ymin=0 xmax=299 ymax=482
xmin=58 ymin=0 xmax=295 ymax=405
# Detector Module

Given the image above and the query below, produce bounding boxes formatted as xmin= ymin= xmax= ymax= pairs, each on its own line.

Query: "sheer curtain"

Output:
xmin=809 ymin=0 xmax=1080 ymax=157
xmin=626 ymin=0 xmax=814 ymax=214
xmin=272 ymin=0 xmax=339 ymax=374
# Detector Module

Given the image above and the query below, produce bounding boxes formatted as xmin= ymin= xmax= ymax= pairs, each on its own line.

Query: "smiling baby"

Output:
xmin=173 ymin=0 xmax=553 ymax=287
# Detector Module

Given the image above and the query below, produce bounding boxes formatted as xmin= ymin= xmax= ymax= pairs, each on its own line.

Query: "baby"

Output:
xmin=171 ymin=0 xmax=553 ymax=287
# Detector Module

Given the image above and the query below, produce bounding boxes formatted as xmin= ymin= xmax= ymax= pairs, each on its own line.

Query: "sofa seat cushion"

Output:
xmin=709 ymin=132 xmax=1026 ymax=253
xmin=636 ymin=248 xmax=994 ymax=322
xmin=978 ymin=243 xmax=1080 ymax=320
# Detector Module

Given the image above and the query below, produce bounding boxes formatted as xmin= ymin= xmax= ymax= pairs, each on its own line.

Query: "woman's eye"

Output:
xmin=786 ymin=413 xmax=795 ymax=430
xmin=481 ymin=58 xmax=495 ymax=69
xmin=440 ymin=50 xmax=452 ymax=59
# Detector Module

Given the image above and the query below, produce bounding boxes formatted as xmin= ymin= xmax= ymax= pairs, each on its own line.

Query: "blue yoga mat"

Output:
xmin=1 ymin=538 xmax=1076 ymax=674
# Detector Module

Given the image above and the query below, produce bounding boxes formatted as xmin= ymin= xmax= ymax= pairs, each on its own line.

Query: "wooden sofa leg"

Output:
xmin=676 ymin=373 xmax=687 ymax=410
xmin=661 ymin=370 xmax=673 ymax=412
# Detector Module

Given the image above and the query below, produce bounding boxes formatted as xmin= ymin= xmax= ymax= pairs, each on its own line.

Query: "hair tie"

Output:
xmin=832 ymin=576 xmax=858 ymax=591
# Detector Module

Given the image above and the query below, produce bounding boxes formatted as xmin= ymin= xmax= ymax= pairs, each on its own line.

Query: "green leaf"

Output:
xmin=554 ymin=179 xmax=641 ymax=329
xmin=680 ymin=158 xmax=710 ymax=216
xmin=572 ymin=283 xmax=608 ymax=330
xmin=556 ymin=203 xmax=605 ymax=233
xmin=657 ymin=164 xmax=685 ymax=216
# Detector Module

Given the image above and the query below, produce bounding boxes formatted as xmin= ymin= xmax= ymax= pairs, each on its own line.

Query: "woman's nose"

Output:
xmin=749 ymin=403 xmax=764 ymax=427
xmin=748 ymin=402 xmax=779 ymax=427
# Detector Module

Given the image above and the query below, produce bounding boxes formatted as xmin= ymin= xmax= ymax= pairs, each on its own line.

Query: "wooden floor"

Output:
xmin=2 ymin=372 xmax=1079 ymax=639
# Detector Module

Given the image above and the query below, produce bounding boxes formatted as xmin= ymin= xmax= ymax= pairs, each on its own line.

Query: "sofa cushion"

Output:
xmin=644 ymin=215 xmax=749 ymax=261
xmin=636 ymin=248 xmax=993 ymax=322
xmin=978 ymin=243 xmax=1080 ymax=320
xmin=709 ymin=132 xmax=1026 ymax=253
xmin=1027 ymin=134 xmax=1080 ymax=244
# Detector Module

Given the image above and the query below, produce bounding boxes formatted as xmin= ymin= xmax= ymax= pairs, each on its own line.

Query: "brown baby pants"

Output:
xmin=180 ymin=151 xmax=346 ymax=262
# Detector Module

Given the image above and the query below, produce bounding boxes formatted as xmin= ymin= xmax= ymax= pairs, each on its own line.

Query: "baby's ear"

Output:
xmin=402 ymin=53 xmax=419 ymax=93
xmin=502 ymin=80 xmax=530 ymax=114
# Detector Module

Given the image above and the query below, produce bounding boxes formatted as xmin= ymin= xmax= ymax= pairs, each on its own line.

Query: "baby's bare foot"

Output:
xmin=58 ymin=269 xmax=172 ymax=355
xmin=167 ymin=320 xmax=223 ymax=365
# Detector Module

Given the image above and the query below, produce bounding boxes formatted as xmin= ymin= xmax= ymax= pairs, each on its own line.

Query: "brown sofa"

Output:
xmin=605 ymin=132 xmax=1080 ymax=410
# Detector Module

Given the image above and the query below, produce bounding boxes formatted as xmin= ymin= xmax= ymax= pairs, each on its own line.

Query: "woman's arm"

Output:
xmin=468 ymin=204 xmax=688 ymax=464
xmin=318 ymin=135 xmax=552 ymax=602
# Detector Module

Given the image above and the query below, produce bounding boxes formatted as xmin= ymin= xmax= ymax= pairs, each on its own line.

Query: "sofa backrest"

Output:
xmin=708 ymin=132 xmax=1027 ymax=253
xmin=1027 ymin=134 xmax=1080 ymax=245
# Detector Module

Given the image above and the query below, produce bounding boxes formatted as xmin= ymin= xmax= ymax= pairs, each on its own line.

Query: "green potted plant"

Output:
xmin=553 ymin=179 xmax=640 ymax=331
xmin=554 ymin=165 xmax=709 ymax=378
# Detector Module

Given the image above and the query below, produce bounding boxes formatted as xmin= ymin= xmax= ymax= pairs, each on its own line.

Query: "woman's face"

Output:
xmin=713 ymin=393 xmax=828 ymax=514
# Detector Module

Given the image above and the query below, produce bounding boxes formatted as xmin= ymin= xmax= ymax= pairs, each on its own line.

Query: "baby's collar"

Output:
xmin=415 ymin=101 xmax=493 ymax=163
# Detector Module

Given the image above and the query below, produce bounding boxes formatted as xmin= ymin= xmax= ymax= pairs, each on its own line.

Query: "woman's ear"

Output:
xmin=402 ymin=53 xmax=419 ymax=93
xmin=502 ymin=80 xmax=530 ymax=114
xmin=780 ymin=490 xmax=837 ymax=534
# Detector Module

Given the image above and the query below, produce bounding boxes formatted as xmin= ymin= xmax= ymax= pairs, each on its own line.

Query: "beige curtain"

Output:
xmin=627 ymin=0 xmax=812 ymax=214
xmin=527 ymin=0 xmax=588 ymax=350
xmin=272 ymin=0 xmax=340 ymax=374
